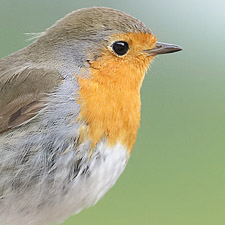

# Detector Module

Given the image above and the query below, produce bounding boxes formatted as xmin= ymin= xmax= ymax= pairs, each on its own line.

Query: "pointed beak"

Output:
xmin=144 ymin=42 xmax=183 ymax=56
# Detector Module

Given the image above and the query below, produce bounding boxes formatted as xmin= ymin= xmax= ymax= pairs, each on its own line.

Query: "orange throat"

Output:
xmin=77 ymin=32 xmax=156 ymax=152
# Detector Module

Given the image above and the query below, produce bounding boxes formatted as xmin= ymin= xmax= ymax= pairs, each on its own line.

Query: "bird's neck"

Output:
xmin=77 ymin=77 xmax=141 ymax=152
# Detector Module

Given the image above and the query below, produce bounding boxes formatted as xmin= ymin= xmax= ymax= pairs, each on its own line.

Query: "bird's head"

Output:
xmin=36 ymin=7 xmax=182 ymax=89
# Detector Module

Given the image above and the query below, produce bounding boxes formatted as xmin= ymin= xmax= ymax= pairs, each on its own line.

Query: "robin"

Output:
xmin=0 ymin=7 xmax=182 ymax=225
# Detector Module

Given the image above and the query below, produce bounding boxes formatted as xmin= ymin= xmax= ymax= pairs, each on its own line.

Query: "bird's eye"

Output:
xmin=112 ymin=41 xmax=129 ymax=56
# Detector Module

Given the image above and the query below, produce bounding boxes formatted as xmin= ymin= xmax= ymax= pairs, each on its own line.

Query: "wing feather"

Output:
xmin=0 ymin=65 xmax=63 ymax=133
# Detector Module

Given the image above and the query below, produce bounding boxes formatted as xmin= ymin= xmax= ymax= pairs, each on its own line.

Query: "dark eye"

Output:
xmin=112 ymin=41 xmax=129 ymax=56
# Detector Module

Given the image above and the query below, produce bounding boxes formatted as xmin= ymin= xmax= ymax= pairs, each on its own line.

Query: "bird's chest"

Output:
xmin=42 ymin=141 xmax=130 ymax=224
xmin=0 ymin=132 xmax=129 ymax=225
xmin=78 ymin=77 xmax=141 ymax=152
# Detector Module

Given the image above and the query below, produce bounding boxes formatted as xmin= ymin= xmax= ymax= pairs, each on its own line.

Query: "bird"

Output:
xmin=0 ymin=7 xmax=182 ymax=225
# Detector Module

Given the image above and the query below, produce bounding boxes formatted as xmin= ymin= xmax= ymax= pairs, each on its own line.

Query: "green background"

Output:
xmin=1 ymin=0 xmax=225 ymax=224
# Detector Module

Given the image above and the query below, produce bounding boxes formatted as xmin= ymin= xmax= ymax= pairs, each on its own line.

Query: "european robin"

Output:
xmin=0 ymin=7 xmax=182 ymax=225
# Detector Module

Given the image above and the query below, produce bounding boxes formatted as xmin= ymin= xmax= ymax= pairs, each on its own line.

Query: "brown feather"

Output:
xmin=0 ymin=65 xmax=63 ymax=134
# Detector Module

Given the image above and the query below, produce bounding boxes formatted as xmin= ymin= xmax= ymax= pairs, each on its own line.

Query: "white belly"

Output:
xmin=0 ymin=141 xmax=129 ymax=225
xmin=52 ymin=142 xmax=130 ymax=224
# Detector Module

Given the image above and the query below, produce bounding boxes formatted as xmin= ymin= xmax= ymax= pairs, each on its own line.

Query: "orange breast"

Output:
xmin=77 ymin=32 xmax=156 ymax=152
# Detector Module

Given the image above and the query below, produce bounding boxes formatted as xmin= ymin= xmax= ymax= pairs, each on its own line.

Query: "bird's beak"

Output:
xmin=144 ymin=42 xmax=183 ymax=56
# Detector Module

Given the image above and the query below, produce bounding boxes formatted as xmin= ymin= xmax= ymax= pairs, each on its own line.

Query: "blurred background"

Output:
xmin=1 ymin=0 xmax=225 ymax=224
